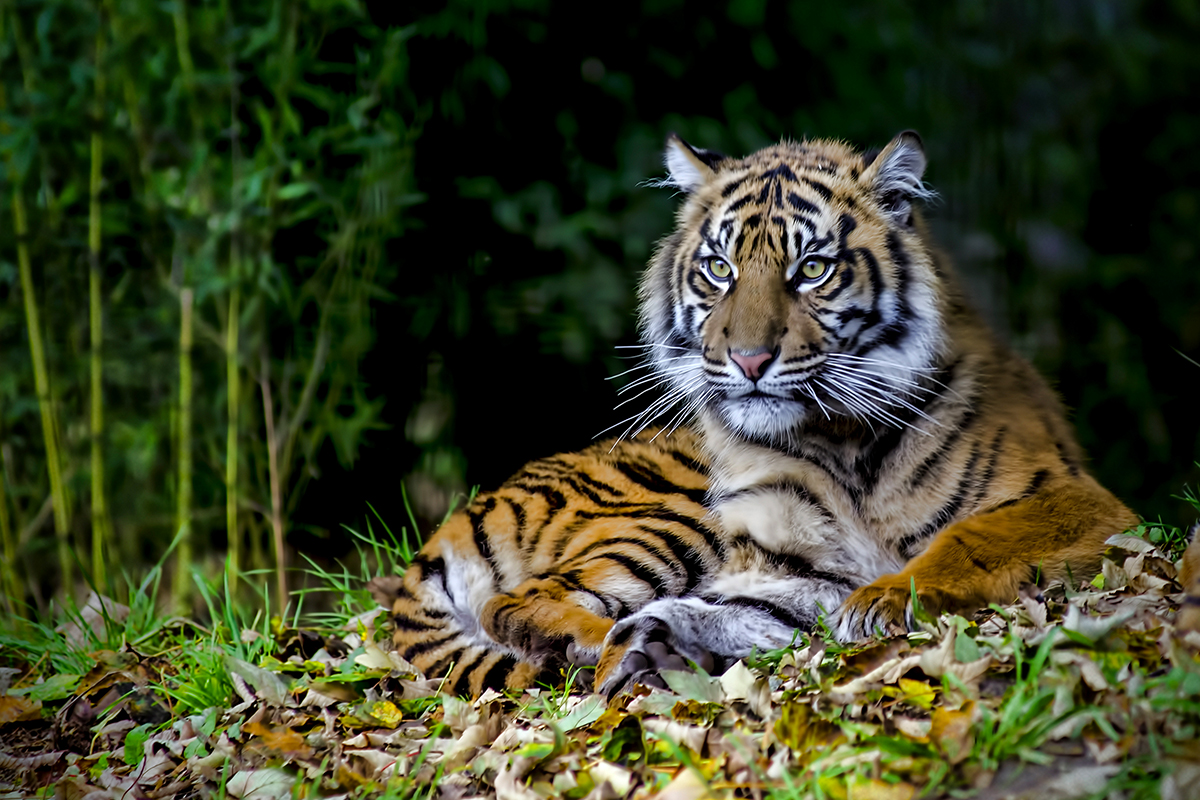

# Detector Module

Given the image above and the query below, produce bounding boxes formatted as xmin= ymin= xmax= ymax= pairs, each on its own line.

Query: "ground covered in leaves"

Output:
xmin=3 ymin=532 xmax=1200 ymax=800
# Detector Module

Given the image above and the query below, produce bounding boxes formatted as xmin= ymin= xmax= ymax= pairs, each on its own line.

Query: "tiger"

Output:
xmin=377 ymin=130 xmax=1139 ymax=697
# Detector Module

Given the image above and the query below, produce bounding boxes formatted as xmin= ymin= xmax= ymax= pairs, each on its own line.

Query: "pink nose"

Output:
xmin=729 ymin=349 xmax=775 ymax=380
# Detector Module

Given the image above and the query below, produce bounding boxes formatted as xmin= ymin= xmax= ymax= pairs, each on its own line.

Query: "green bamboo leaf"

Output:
xmin=275 ymin=181 xmax=315 ymax=200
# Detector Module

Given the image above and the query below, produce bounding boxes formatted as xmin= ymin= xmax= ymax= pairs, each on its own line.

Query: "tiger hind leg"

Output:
xmin=371 ymin=560 xmax=549 ymax=697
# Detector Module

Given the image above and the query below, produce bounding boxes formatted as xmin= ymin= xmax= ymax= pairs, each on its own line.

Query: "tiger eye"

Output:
xmin=707 ymin=259 xmax=732 ymax=280
xmin=801 ymin=259 xmax=830 ymax=280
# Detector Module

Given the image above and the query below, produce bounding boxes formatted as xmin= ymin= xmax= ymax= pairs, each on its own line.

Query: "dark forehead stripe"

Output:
xmin=787 ymin=192 xmax=819 ymax=216
xmin=802 ymin=177 xmax=833 ymax=202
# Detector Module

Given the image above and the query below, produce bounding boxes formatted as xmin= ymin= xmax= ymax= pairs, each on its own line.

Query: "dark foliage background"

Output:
xmin=1 ymin=0 xmax=1198 ymax=607
xmin=376 ymin=0 xmax=1200 ymax=530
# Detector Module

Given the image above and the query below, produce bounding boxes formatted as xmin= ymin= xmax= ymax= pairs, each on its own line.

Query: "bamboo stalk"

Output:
xmin=226 ymin=282 xmax=240 ymax=576
xmin=0 ymin=428 xmax=16 ymax=618
xmin=170 ymin=0 xmax=201 ymax=606
xmin=225 ymin=7 xmax=242 ymax=580
xmin=3 ymin=0 xmax=71 ymax=595
xmin=173 ymin=288 xmax=194 ymax=607
xmin=259 ymin=348 xmax=287 ymax=616
xmin=12 ymin=184 xmax=72 ymax=591
xmin=89 ymin=9 xmax=114 ymax=586
xmin=171 ymin=0 xmax=202 ymax=137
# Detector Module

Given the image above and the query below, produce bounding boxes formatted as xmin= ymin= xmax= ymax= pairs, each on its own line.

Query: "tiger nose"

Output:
xmin=729 ymin=348 xmax=776 ymax=381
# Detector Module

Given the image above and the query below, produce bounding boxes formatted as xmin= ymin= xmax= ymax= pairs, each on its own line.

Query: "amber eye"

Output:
xmin=801 ymin=258 xmax=831 ymax=281
xmin=704 ymin=258 xmax=733 ymax=283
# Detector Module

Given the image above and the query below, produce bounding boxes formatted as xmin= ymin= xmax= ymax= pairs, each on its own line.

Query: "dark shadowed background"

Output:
xmin=1 ymin=0 xmax=1197 ymax=609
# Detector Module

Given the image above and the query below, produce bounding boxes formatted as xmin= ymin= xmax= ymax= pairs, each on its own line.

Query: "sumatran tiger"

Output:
xmin=375 ymin=131 xmax=1139 ymax=697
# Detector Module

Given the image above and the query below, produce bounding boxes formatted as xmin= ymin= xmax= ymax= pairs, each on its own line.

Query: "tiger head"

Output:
xmin=636 ymin=132 xmax=948 ymax=443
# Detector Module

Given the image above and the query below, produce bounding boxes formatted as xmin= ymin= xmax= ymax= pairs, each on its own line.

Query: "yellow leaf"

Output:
xmin=0 ymin=694 xmax=41 ymax=723
xmin=897 ymin=678 xmax=936 ymax=709
xmin=365 ymin=699 xmax=403 ymax=727
xmin=847 ymin=776 xmax=917 ymax=800
xmin=930 ymin=702 xmax=975 ymax=764
xmin=243 ymin=720 xmax=314 ymax=760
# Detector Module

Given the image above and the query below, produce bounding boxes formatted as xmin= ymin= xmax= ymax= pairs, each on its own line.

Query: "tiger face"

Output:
xmin=639 ymin=133 xmax=946 ymax=442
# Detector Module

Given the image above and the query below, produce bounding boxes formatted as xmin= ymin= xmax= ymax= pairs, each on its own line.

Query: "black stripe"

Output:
xmin=663 ymin=447 xmax=707 ymax=478
xmin=477 ymin=653 xmax=519 ymax=692
xmin=1055 ymin=441 xmax=1082 ymax=477
xmin=787 ymin=191 xmax=819 ymax=215
xmin=509 ymin=482 xmax=568 ymax=516
xmin=760 ymin=163 xmax=799 ymax=184
xmin=721 ymin=176 xmax=749 ymax=198
xmin=469 ymin=499 xmax=501 ymax=575
xmin=819 ymin=261 xmax=856 ymax=302
xmin=727 ymin=192 xmax=756 ymax=212
xmin=971 ymin=427 xmax=1007 ymax=505
xmin=414 ymin=555 xmax=445 ymax=583
xmin=400 ymin=631 xmax=460 ymax=660
xmin=560 ymin=534 xmax=675 ymax=572
xmin=899 ymin=443 xmax=983 ymax=551
xmin=767 ymin=551 xmax=855 ymax=587
xmin=705 ymin=595 xmax=812 ymax=631
xmin=614 ymin=459 xmax=705 ymax=502
xmin=991 ymin=469 xmax=1050 ymax=511
xmin=803 ymin=177 xmax=833 ymax=201
xmin=501 ymin=496 xmax=529 ymax=549
xmin=571 ymin=507 xmax=720 ymax=550
xmin=908 ymin=402 xmax=979 ymax=489
xmin=448 ymin=648 xmax=488 ymax=695
xmin=392 ymin=614 xmax=444 ymax=632
xmin=591 ymin=552 xmax=669 ymax=594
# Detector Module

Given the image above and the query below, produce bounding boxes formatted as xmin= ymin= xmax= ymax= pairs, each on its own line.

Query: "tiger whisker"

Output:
xmin=826 ymin=353 xmax=964 ymax=399
xmin=823 ymin=356 xmax=942 ymax=394
xmin=816 ymin=376 xmax=932 ymax=436
xmin=822 ymin=366 xmax=941 ymax=427
xmin=659 ymin=388 xmax=717 ymax=441
xmin=814 ymin=378 xmax=885 ymax=432
xmin=803 ymin=384 xmax=833 ymax=421
xmin=600 ymin=372 xmax=707 ymax=442
xmin=613 ymin=359 xmax=703 ymax=396
xmin=614 ymin=342 xmax=693 ymax=352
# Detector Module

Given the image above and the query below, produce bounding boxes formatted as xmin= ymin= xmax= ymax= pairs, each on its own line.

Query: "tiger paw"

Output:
xmin=595 ymin=615 xmax=715 ymax=696
xmin=831 ymin=575 xmax=954 ymax=642
xmin=481 ymin=591 xmax=613 ymax=669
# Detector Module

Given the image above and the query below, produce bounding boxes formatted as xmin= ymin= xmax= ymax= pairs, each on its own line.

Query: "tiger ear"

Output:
xmin=662 ymin=133 xmax=726 ymax=193
xmin=862 ymin=130 xmax=935 ymax=224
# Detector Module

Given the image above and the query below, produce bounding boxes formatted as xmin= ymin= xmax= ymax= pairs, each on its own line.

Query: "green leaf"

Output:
xmin=275 ymin=181 xmax=315 ymax=200
xmin=12 ymin=673 xmax=80 ymax=702
xmin=660 ymin=669 xmax=723 ymax=703
xmin=954 ymin=634 xmax=982 ymax=663
xmin=557 ymin=694 xmax=606 ymax=731
xmin=600 ymin=715 xmax=646 ymax=764
xmin=223 ymin=655 xmax=290 ymax=706
xmin=123 ymin=723 xmax=152 ymax=767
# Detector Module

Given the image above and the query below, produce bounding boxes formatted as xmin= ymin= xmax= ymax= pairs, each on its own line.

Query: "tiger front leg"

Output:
xmin=481 ymin=577 xmax=616 ymax=673
xmin=833 ymin=479 xmax=1138 ymax=640
xmin=595 ymin=573 xmax=849 ymax=695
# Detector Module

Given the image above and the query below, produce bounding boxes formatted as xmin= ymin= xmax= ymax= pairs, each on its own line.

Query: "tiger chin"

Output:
xmin=378 ymin=130 xmax=1138 ymax=698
